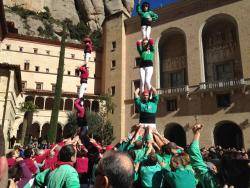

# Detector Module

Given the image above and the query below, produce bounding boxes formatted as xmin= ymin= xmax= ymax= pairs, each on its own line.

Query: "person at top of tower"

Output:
xmin=136 ymin=38 xmax=155 ymax=93
xmin=78 ymin=64 xmax=89 ymax=99
xmin=137 ymin=0 xmax=158 ymax=40
xmin=83 ymin=36 xmax=93 ymax=63
xmin=134 ymin=87 xmax=159 ymax=130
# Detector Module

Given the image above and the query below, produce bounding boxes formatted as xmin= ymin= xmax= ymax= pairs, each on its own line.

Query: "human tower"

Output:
xmin=74 ymin=1 xmax=159 ymax=141
xmin=74 ymin=36 xmax=93 ymax=142
xmin=134 ymin=0 xmax=159 ymax=132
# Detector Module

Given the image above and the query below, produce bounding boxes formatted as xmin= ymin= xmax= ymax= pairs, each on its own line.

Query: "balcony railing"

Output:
xmin=199 ymin=79 xmax=245 ymax=90
xmin=157 ymin=85 xmax=189 ymax=95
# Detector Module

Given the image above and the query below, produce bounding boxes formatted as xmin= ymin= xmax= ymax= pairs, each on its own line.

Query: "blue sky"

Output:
xmin=132 ymin=0 xmax=177 ymax=16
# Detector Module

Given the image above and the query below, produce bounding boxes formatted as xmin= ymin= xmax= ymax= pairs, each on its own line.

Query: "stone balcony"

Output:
xmin=199 ymin=79 xmax=246 ymax=91
xmin=157 ymin=85 xmax=189 ymax=96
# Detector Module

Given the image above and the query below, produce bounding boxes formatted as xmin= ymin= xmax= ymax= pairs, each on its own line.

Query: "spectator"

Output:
xmin=8 ymin=157 xmax=33 ymax=187
xmin=35 ymin=144 xmax=80 ymax=188
xmin=23 ymin=148 xmax=38 ymax=175
xmin=189 ymin=124 xmax=219 ymax=188
xmin=94 ymin=151 xmax=134 ymax=188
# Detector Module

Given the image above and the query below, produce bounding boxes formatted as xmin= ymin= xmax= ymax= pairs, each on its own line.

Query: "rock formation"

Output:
xmin=3 ymin=0 xmax=135 ymax=41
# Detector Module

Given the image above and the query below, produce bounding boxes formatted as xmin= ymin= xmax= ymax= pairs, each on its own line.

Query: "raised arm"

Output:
xmin=136 ymin=40 xmax=143 ymax=55
xmin=148 ymin=38 xmax=155 ymax=52
xmin=150 ymin=11 xmax=159 ymax=21
xmin=136 ymin=1 xmax=142 ymax=15
xmin=189 ymin=124 xmax=208 ymax=173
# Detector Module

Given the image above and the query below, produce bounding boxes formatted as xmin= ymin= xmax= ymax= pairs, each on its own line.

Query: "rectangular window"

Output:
xmin=77 ymin=86 xmax=80 ymax=93
xmin=36 ymin=82 xmax=43 ymax=90
xmin=35 ymin=66 xmax=40 ymax=72
xmin=51 ymin=84 xmax=56 ymax=92
xmin=166 ymin=99 xmax=177 ymax=111
xmin=170 ymin=70 xmax=185 ymax=88
xmin=216 ymin=63 xmax=234 ymax=81
xmin=19 ymin=47 xmax=23 ymax=52
xmin=24 ymin=62 xmax=30 ymax=71
xmin=22 ymin=81 xmax=27 ymax=89
xmin=46 ymin=68 xmax=49 ymax=73
xmin=33 ymin=48 xmax=38 ymax=54
xmin=75 ymin=69 xmax=79 ymax=76
xmin=6 ymin=45 xmax=11 ymax=50
xmin=112 ymin=41 xmax=116 ymax=51
xmin=135 ymin=57 xmax=141 ymax=67
xmin=111 ymin=86 xmax=115 ymax=96
xmin=111 ymin=60 xmax=116 ymax=69
xmin=46 ymin=50 xmax=50 ymax=55
xmin=68 ymin=71 xmax=71 ymax=75
xmin=132 ymin=79 xmax=140 ymax=96
xmin=217 ymin=94 xmax=231 ymax=108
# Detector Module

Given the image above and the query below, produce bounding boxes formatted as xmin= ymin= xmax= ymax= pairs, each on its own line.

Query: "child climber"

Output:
xmin=83 ymin=36 xmax=93 ymax=63
xmin=136 ymin=38 xmax=155 ymax=93
xmin=78 ymin=64 xmax=89 ymax=99
xmin=137 ymin=0 xmax=158 ymax=40
xmin=74 ymin=98 xmax=88 ymax=145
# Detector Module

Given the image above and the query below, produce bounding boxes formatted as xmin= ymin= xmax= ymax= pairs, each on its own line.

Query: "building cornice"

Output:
xmin=5 ymin=33 xmax=84 ymax=50
xmin=23 ymin=89 xmax=100 ymax=99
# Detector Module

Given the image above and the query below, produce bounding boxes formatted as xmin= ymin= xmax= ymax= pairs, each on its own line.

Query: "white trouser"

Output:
xmin=84 ymin=52 xmax=91 ymax=63
xmin=140 ymin=66 xmax=153 ymax=92
xmin=79 ymin=83 xmax=88 ymax=98
xmin=141 ymin=26 xmax=151 ymax=40
xmin=140 ymin=123 xmax=156 ymax=129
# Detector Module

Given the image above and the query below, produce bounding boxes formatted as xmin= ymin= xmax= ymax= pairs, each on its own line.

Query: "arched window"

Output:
xmin=25 ymin=96 xmax=34 ymax=103
xmin=159 ymin=28 xmax=187 ymax=88
xmin=60 ymin=98 xmax=64 ymax=110
xmin=57 ymin=124 xmax=63 ymax=142
xmin=41 ymin=123 xmax=50 ymax=139
xmin=35 ymin=97 xmax=44 ymax=109
xmin=202 ymin=14 xmax=242 ymax=82
xmin=64 ymin=99 xmax=73 ymax=111
xmin=84 ymin=100 xmax=91 ymax=111
xmin=214 ymin=121 xmax=243 ymax=149
xmin=91 ymin=100 xmax=100 ymax=112
xmin=45 ymin=98 xmax=54 ymax=110
xmin=164 ymin=123 xmax=186 ymax=147
xmin=16 ymin=123 xmax=23 ymax=141
xmin=29 ymin=123 xmax=40 ymax=139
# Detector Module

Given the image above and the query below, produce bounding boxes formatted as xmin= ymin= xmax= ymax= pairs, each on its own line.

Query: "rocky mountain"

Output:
xmin=3 ymin=0 xmax=135 ymax=42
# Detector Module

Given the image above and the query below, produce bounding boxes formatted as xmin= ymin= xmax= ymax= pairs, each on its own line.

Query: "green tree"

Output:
xmin=66 ymin=111 xmax=78 ymax=128
xmin=48 ymin=23 xmax=67 ymax=143
xmin=19 ymin=101 xmax=37 ymax=145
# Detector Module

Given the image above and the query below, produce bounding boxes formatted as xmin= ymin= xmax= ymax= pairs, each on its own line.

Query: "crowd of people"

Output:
xmin=0 ymin=1 xmax=250 ymax=188
xmin=0 ymin=122 xmax=249 ymax=188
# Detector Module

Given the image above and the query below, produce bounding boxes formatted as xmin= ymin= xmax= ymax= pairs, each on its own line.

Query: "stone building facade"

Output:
xmin=0 ymin=0 xmax=102 ymax=146
xmin=102 ymin=0 xmax=250 ymax=148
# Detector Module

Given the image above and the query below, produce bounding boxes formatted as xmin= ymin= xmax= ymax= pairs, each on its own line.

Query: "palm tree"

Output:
xmin=19 ymin=101 xmax=37 ymax=145
xmin=48 ymin=22 xmax=67 ymax=143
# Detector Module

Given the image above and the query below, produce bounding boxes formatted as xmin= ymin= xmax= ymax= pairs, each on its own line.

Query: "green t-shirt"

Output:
xmin=137 ymin=43 xmax=155 ymax=62
xmin=189 ymin=140 xmax=218 ymax=188
xmin=140 ymin=163 xmax=162 ymax=188
xmin=135 ymin=95 xmax=159 ymax=114
xmin=156 ymin=153 xmax=172 ymax=170
xmin=134 ymin=147 xmax=147 ymax=163
xmin=164 ymin=167 xmax=196 ymax=188
xmin=136 ymin=4 xmax=158 ymax=24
